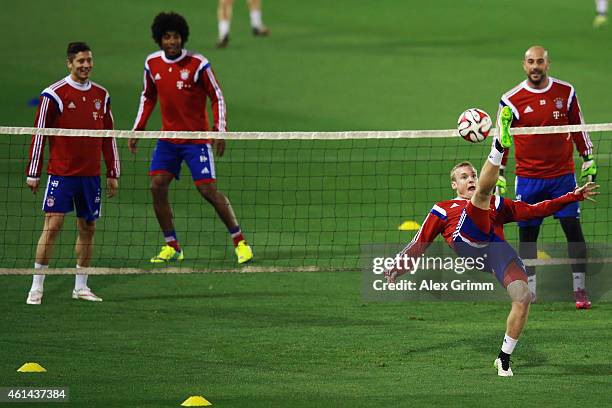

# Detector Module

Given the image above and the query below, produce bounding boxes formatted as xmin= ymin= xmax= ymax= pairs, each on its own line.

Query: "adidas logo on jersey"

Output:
xmin=450 ymin=203 xmax=460 ymax=208
xmin=68 ymin=102 xmax=76 ymax=109
xmin=523 ymin=106 xmax=533 ymax=114
xmin=154 ymin=73 xmax=161 ymax=80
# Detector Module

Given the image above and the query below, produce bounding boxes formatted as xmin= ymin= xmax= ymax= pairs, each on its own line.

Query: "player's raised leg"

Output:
xmin=472 ymin=106 xmax=513 ymax=210
xmin=27 ymin=213 xmax=65 ymax=305
xmin=150 ymin=174 xmax=184 ymax=263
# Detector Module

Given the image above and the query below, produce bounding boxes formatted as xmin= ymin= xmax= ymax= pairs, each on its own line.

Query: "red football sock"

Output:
xmin=232 ymin=233 xmax=245 ymax=247
xmin=166 ymin=240 xmax=181 ymax=252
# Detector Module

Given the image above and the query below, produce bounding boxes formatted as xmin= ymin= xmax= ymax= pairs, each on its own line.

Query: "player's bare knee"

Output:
xmin=43 ymin=214 xmax=64 ymax=235
xmin=150 ymin=181 xmax=165 ymax=191
xmin=42 ymin=228 xmax=61 ymax=241
xmin=150 ymin=175 xmax=171 ymax=192
xmin=197 ymin=183 xmax=219 ymax=201
xmin=507 ymin=280 xmax=531 ymax=306
xmin=150 ymin=182 xmax=168 ymax=198
xmin=77 ymin=219 xmax=96 ymax=235
xmin=82 ymin=224 xmax=96 ymax=236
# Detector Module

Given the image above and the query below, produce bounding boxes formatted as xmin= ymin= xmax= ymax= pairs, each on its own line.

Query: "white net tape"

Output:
xmin=2 ymin=123 xmax=612 ymax=140
xmin=0 ymin=257 xmax=608 ymax=275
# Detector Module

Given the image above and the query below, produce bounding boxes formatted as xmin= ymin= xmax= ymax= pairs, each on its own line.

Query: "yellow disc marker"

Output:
xmin=181 ymin=396 xmax=212 ymax=407
xmin=537 ymin=250 xmax=552 ymax=260
xmin=17 ymin=362 xmax=47 ymax=373
xmin=398 ymin=220 xmax=421 ymax=231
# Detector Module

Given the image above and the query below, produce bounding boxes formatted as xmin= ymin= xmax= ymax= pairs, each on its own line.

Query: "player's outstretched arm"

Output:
xmin=573 ymin=181 xmax=600 ymax=202
xmin=503 ymin=182 xmax=600 ymax=223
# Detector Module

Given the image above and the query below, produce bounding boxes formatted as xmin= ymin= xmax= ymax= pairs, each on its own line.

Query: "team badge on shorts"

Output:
xmin=46 ymin=197 xmax=55 ymax=207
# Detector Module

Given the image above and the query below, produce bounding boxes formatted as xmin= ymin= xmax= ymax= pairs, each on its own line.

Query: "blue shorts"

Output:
xmin=42 ymin=175 xmax=101 ymax=222
xmin=149 ymin=140 xmax=216 ymax=184
xmin=515 ymin=173 xmax=579 ymax=227
xmin=453 ymin=203 xmax=526 ymax=287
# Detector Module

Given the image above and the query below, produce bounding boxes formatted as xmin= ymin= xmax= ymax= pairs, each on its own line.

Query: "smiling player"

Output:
xmin=26 ymin=42 xmax=120 ymax=305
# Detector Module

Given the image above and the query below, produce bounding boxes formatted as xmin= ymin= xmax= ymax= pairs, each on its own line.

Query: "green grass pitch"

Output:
xmin=1 ymin=0 xmax=611 ymax=406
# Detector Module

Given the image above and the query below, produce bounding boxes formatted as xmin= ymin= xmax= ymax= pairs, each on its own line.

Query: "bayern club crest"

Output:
xmin=554 ymin=98 xmax=564 ymax=110
xmin=94 ymin=99 xmax=102 ymax=110
xmin=180 ymin=69 xmax=190 ymax=81
xmin=46 ymin=197 xmax=55 ymax=207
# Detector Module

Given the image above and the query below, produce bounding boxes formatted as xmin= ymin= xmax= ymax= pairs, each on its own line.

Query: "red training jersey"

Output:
xmin=132 ymin=49 xmax=227 ymax=144
xmin=26 ymin=76 xmax=120 ymax=178
xmin=392 ymin=193 xmax=581 ymax=276
xmin=499 ymin=77 xmax=593 ymax=178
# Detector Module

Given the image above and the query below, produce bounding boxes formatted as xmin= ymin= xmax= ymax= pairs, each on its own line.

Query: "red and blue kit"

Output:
xmin=499 ymin=78 xmax=594 ymax=225
xmin=499 ymin=77 xmax=593 ymax=179
xmin=392 ymin=193 xmax=582 ymax=286
xmin=133 ymin=50 xmax=227 ymax=185
xmin=26 ymin=76 xmax=120 ymax=221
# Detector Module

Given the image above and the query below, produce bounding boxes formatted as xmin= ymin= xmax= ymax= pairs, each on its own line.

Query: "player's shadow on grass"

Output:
xmin=551 ymin=363 xmax=612 ymax=376
xmin=201 ymin=306 xmax=387 ymax=327
xmin=111 ymin=289 xmax=337 ymax=304
xmin=115 ymin=291 xmax=291 ymax=302
xmin=113 ymin=295 xmax=388 ymax=327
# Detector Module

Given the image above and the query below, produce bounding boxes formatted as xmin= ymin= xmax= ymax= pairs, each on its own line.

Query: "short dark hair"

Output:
xmin=151 ymin=12 xmax=189 ymax=46
xmin=66 ymin=42 xmax=91 ymax=61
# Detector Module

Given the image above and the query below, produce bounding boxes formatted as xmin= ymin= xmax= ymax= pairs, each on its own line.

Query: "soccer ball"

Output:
xmin=457 ymin=108 xmax=492 ymax=143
